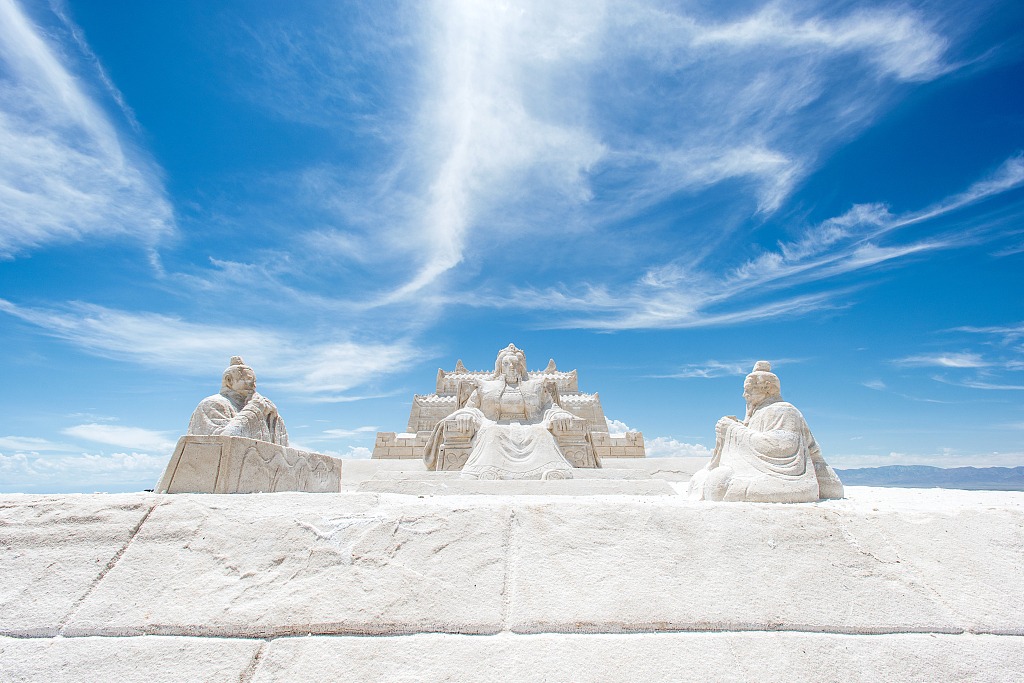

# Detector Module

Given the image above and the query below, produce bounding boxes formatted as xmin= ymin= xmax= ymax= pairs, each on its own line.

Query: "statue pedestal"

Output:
xmin=155 ymin=435 xmax=342 ymax=494
xmin=551 ymin=417 xmax=600 ymax=468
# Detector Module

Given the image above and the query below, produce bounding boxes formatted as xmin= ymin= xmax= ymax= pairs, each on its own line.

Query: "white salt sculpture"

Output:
xmin=424 ymin=344 xmax=594 ymax=479
xmin=373 ymin=347 xmax=645 ymax=465
xmin=687 ymin=361 xmax=843 ymax=503
xmin=156 ymin=356 xmax=341 ymax=493
xmin=188 ymin=356 xmax=288 ymax=445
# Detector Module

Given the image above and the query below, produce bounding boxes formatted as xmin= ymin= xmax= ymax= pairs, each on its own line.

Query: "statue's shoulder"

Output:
xmin=763 ymin=401 xmax=806 ymax=421
xmin=195 ymin=393 xmax=234 ymax=412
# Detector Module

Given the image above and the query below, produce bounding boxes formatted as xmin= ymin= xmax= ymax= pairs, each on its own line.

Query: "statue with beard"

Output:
xmin=424 ymin=343 xmax=578 ymax=479
xmin=187 ymin=356 xmax=289 ymax=446
xmin=687 ymin=361 xmax=843 ymax=503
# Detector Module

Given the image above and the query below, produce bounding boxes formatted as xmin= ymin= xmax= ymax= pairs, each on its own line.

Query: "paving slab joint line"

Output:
xmin=499 ymin=508 xmax=518 ymax=633
xmin=5 ymin=629 xmax=1024 ymax=642
xmin=55 ymin=501 xmax=162 ymax=635
xmin=506 ymin=623 xmax=1024 ymax=637
xmin=238 ymin=640 xmax=268 ymax=683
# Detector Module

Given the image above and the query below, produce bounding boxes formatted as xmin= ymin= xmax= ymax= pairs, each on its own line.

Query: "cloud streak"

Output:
xmin=482 ymin=152 xmax=1024 ymax=330
xmin=0 ymin=0 xmax=174 ymax=258
xmin=61 ymin=423 xmax=176 ymax=453
xmin=256 ymin=1 xmax=953 ymax=307
xmin=0 ymin=298 xmax=420 ymax=399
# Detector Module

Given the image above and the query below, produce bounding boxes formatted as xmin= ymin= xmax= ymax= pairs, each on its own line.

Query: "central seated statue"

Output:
xmin=424 ymin=344 xmax=583 ymax=479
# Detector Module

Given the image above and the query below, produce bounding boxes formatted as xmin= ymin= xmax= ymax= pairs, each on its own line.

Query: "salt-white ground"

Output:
xmin=1 ymin=483 xmax=1022 ymax=681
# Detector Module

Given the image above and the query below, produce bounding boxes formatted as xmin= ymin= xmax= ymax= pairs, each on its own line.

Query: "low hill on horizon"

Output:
xmin=835 ymin=465 xmax=1024 ymax=491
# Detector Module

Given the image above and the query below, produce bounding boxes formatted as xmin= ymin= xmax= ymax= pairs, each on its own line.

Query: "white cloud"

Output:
xmin=688 ymin=6 xmax=947 ymax=81
xmin=489 ymin=152 xmax=1024 ymax=330
xmin=0 ymin=298 xmax=419 ymax=398
xmin=257 ymin=0 xmax=950 ymax=307
xmin=666 ymin=360 xmax=750 ymax=379
xmin=895 ymin=352 xmax=991 ymax=369
xmin=644 ymin=437 xmax=711 ymax=459
xmin=939 ymin=378 xmax=1024 ymax=391
xmin=0 ymin=450 xmax=167 ymax=492
xmin=0 ymin=0 xmax=174 ymax=258
xmin=344 ymin=446 xmax=372 ymax=459
xmin=322 ymin=426 xmax=380 ymax=438
xmin=862 ymin=379 xmax=886 ymax=391
xmin=604 ymin=418 xmax=632 ymax=436
xmin=61 ymin=423 xmax=176 ymax=453
xmin=0 ymin=435 xmax=75 ymax=452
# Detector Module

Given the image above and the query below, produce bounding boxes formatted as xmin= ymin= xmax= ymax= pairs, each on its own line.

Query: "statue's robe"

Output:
xmin=688 ymin=400 xmax=843 ymax=503
xmin=187 ymin=391 xmax=289 ymax=446
xmin=424 ymin=377 xmax=575 ymax=479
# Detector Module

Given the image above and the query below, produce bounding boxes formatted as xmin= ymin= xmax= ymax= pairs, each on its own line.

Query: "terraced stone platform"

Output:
xmin=1 ymin=484 xmax=1022 ymax=681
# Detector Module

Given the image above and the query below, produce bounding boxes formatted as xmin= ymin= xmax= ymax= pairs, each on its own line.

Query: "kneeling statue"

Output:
xmin=188 ymin=356 xmax=288 ymax=446
xmin=424 ymin=343 xmax=580 ymax=479
xmin=687 ymin=361 xmax=843 ymax=503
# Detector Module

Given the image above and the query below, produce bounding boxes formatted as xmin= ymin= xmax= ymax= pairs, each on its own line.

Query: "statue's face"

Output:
xmin=743 ymin=375 xmax=777 ymax=405
xmin=226 ymin=367 xmax=256 ymax=396
xmin=500 ymin=353 xmax=521 ymax=381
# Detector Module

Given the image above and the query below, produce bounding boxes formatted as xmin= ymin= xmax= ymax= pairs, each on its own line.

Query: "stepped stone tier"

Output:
xmin=373 ymin=345 xmax=646 ymax=467
xmin=3 ymin=485 xmax=1023 ymax=680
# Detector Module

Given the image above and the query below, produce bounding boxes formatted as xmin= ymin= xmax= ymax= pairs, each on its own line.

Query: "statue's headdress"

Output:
xmin=221 ymin=356 xmax=255 ymax=389
xmin=745 ymin=360 xmax=781 ymax=397
xmin=493 ymin=343 xmax=528 ymax=379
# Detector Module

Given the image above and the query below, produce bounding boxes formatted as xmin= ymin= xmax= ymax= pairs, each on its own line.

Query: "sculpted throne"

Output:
xmin=424 ymin=344 xmax=600 ymax=477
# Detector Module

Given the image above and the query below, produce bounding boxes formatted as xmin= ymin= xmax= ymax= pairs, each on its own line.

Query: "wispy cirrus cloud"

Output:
xmin=894 ymin=352 xmax=992 ymax=369
xmin=0 ymin=0 xmax=174 ymax=259
xmin=933 ymin=376 xmax=1024 ymax=391
xmin=894 ymin=323 xmax=1024 ymax=393
xmin=0 ymin=435 xmax=76 ymax=452
xmin=220 ymin=1 xmax=955 ymax=307
xmin=490 ymin=152 xmax=1024 ymax=330
xmin=661 ymin=358 xmax=801 ymax=379
xmin=0 ymin=298 xmax=420 ymax=399
xmin=61 ymin=423 xmax=176 ymax=453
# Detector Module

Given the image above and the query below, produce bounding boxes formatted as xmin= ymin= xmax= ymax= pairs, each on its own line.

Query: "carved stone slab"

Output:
xmin=155 ymin=435 xmax=342 ymax=494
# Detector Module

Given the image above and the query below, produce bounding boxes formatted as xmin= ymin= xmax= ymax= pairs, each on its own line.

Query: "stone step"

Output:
xmin=369 ymin=468 xmax=655 ymax=481
xmin=356 ymin=479 xmax=678 ymax=496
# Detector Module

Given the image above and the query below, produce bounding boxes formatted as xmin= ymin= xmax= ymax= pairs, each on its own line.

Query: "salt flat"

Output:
xmin=1 ymin=486 xmax=1022 ymax=681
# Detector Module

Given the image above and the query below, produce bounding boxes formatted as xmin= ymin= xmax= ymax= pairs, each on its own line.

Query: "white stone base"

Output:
xmin=155 ymin=435 xmax=342 ymax=494
xmin=2 ymin=487 xmax=1022 ymax=680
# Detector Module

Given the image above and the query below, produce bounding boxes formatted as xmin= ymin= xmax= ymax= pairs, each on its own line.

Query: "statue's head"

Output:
xmin=742 ymin=360 xmax=781 ymax=407
xmin=493 ymin=343 xmax=528 ymax=382
xmin=220 ymin=356 xmax=257 ymax=400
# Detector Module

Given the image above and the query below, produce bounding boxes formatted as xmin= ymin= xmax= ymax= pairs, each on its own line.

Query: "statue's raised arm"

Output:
xmin=688 ymin=361 xmax=843 ymax=503
xmin=187 ymin=356 xmax=289 ymax=446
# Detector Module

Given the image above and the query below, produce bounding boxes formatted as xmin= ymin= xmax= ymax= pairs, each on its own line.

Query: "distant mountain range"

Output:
xmin=835 ymin=466 xmax=1024 ymax=491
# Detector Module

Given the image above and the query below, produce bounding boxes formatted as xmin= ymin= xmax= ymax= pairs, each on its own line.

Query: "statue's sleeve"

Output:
xmin=746 ymin=413 xmax=802 ymax=458
xmin=188 ymin=396 xmax=269 ymax=440
xmin=722 ymin=406 xmax=806 ymax=474
xmin=188 ymin=397 xmax=235 ymax=436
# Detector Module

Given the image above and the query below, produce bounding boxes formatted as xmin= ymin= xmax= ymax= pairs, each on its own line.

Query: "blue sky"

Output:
xmin=1 ymin=0 xmax=1023 ymax=493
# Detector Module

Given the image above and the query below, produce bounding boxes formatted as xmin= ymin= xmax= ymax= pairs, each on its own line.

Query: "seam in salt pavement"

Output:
xmin=238 ymin=640 xmax=268 ymax=683
xmin=55 ymin=501 xmax=162 ymax=635
xmin=499 ymin=508 xmax=518 ymax=633
xmin=3 ymin=630 xmax=1024 ymax=642
xmin=10 ymin=623 xmax=1024 ymax=640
